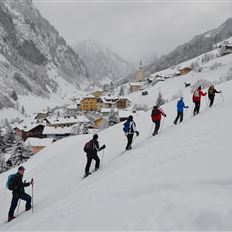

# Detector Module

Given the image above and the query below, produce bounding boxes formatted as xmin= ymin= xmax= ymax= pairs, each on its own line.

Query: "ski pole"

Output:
xmin=16 ymin=199 xmax=21 ymax=215
xmin=31 ymin=178 xmax=34 ymax=213
xmin=205 ymin=97 xmax=208 ymax=109
xmin=101 ymin=150 xmax=104 ymax=169
xmin=132 ymin=134 xmax=138 ymax=143
xmin=160 ymin=117 xmax=166 ymax=131
xmin=220 ymin=92 xmax=224 ymax=103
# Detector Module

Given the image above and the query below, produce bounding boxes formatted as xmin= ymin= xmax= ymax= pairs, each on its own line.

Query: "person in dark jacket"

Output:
xmin=151 ymin=105 xmax=166 ymax=136
xmin=85 ymin=134 xmax=106 ymax=177
xmin=208 ymin=85 xmax=221 ymax=107
xmin=173 ymin=97 xmax=189 ymax=125
xmin=192 ymin=86 xmax=207 ymax=116
xmin=123 ymin=115 xmax=139 ymax=150
xmin=8 ymin=166 xmax=33 ymax=222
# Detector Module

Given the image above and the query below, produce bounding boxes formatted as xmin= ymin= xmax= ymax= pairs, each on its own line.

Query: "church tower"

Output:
xmin=136 ymin=61 xmax=144 ymax=82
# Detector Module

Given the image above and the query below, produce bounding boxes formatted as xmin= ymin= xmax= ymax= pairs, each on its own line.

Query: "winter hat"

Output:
xmin=93 ymin=134 xmax=98 ymax=140
xmin=18 ymin=166 xmax=25 ymax=171
xmin=198 ymin=86 xmax=202 ymax=90
xmin=180 ymin=97 xmax=184 ymax=100
xmin=128 ymin=115 xmax=133 ymax=121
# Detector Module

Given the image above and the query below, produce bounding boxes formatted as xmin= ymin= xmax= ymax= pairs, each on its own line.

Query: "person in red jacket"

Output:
xmin=151 ymin=105 xmax=166 ymax=136
xmin=192 ymin=86 xmax=207 ymax=116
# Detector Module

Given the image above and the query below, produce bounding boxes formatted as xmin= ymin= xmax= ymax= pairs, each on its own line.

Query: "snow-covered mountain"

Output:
xmin=119 ymin=17 xmax=232 ymax=84
xmin=0 ymin=0 xmax=88 ymax=111
xmin=146 ymin=17 xmax=232 ymax=74
xmin=73 ymin=39 xmax=135 ymax=84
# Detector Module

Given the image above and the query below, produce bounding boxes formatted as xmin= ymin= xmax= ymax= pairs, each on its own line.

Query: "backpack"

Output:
xmin=208 ymin=87 xmax=214 ymax=95
xmin=6 ymin=174 xmax=16 ymax=191
xmin=193 ymin=90 xmax=200 ymax=97
xmin=84 ymin=140 xmax=94 ymax=153
xmin=123 ymin=121 xmax=130 ymax=133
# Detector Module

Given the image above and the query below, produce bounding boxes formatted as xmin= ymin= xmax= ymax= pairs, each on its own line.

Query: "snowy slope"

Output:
xmin=0 ymin=78 xmax=231 ymax=230
xmin=127 ymin=51 xmax=232 ymax=109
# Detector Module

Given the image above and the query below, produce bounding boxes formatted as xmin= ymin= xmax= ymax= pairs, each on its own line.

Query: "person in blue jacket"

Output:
xmin=173 ymin=97 xmax=189 ymax=125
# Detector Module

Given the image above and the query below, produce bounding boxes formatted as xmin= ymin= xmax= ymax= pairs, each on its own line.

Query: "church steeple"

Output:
xmin=136 ymin=61 xmax=144 ymax=82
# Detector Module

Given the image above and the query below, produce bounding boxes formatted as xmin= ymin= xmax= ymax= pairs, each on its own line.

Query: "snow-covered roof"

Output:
xmin=43 ymin=126 xmax=74 ymax=135
xmin=100 ymin=108 xmax=119 ymax=113
xmin=129 ymin=82 xmax=145 ymax=86
xmin=99 ymin=96 xmax=131 ymax=104
xmin=25 ymin=138 xmax=54 ymax=147
xmin=118 ymin=110 xmax=135 ymax=118
xmin=66 ymin=104 xmax=78 ymax=110
xmin=46 ymin=116 xmax=89 ymax=125
xmin=14 ymin=120 xmax=44 ymax=132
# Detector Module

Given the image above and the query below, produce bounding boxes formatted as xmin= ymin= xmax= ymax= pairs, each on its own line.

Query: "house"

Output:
xmin=42 ymin=126 xmax=74 ymax=140
xmin=34 ymin=112 xmax=49 ymax=123
xmin=218 ymin=44 xmax=232 ymax=56
xmin=97 ymin=96 xmax=118 ymax=109
xmin=97 ymin=96 xmax=131 ymax=109
xmin=179 ymin=67 xmax=192 ymax=75
xmin=25 ymin=137 xmax=54 ymax=154
xmin=116 ymin=97 xmax=131 ymax=109
xmin=65 ymin=104 xmax=79 ymax=117
xmin=80 ymin=97 xmax=98 ymax=111
xmin=14 ymin=124 xmax=45 ymax=141
xmin=129 ymin=82 xmax=145 ymax=93
xmin=44 ymin=116 xmax=90 ymax=128
xmin=85 ymin=112 xmax=105 ymax=129
xmin=91 ymin=90 xmax=103 ymax=98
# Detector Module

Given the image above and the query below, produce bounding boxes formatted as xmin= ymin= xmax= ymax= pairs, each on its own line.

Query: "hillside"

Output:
xmin=0 ymin=73 xmax=231 ymax=230
xmin=119 ymin=17 xmax=232 ymax=85
xmin=0 ymin=0 xmax=88 ymax=112
xmin=73 ymin=39 xmax=135 ymax=85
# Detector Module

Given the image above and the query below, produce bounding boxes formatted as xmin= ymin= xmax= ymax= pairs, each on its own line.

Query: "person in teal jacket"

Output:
xmin=173 ymin=97 xmax=189 ymax=125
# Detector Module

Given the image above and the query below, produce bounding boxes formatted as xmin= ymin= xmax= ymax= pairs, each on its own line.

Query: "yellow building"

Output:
xmin=80 ymin=97 xmax=98 ymax=111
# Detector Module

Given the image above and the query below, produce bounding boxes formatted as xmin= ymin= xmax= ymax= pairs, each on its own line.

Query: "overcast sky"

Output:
xmin=33 ymin=0 xmax=232 ymax=63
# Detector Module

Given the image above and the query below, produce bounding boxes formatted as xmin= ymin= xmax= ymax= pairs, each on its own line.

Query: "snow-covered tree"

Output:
xmin=11 ymin=90 xmax=18 ymax=101
xmin=8 ymin=137 xmax=33 ymax=167
xmin=72 ymin=124 xmax=81 ymax=135
xmin=21 ymin=106 xmax=25 ymax=115
xmin=119 ymin=85 xmax=124 ymax=96
xmin=156 ymin=92 xmax=166 ymax=106
xmin=0 ymin=153 xmax=8 ymax=174
xmin=133 ymin=103 xmax=149 ymax=111
xmin=82 ymin=124 xmax=89 ymax=134
xmin=108 ymin=107 xmax=119 ymax=126
xmin=4 ymin=122 xmax=15 ymax=147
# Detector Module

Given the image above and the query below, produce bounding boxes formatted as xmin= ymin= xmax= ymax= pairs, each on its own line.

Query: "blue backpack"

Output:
xmin=123 ymin=121 xmax=130 ymax=133
xmin=6 ymin=174 xmax=16 ymax=190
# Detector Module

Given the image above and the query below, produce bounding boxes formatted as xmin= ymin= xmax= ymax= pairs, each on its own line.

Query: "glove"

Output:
xmin=101 ymin=144 xmax=106 ymax=150
xmin=136 ymin=131 xmax=139 ymax=136
xmin=186 ymin=106 xmax=189 ymax=108
xmin=164 ymin=114 xmax=167 ymax=117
